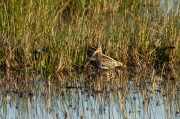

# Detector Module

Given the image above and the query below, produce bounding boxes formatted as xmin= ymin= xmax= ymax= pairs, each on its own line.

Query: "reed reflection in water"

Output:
xmin=0 ymin=68 xmax=180 ymax=119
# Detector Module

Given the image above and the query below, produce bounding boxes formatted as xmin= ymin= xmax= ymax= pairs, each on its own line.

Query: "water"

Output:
xmin=0 ymin=68 xmax=180 ymax=119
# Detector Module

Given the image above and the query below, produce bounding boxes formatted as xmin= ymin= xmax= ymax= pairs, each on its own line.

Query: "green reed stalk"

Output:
xmin=0 ymin=0 xmax=179 ymax=72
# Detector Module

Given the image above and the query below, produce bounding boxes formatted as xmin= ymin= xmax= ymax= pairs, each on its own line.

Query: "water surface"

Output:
xmin=0 ymin=67 xmax=180 ymax=119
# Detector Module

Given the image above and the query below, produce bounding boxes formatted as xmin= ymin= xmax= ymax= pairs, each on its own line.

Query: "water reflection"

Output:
xmin=0 ymin=67 xmax=180 ymax=119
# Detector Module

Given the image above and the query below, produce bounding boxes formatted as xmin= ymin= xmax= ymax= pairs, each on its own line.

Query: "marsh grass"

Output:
xmin=0 ymin=0 xmax=179 ymax=72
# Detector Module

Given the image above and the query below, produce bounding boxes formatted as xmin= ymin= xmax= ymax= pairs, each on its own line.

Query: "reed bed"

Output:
xmin=0 ymin=0 xmax=179 ymax=72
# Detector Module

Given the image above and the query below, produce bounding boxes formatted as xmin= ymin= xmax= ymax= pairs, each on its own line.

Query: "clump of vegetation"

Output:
xmin=0 ymin=0 xmax=179 ymax=73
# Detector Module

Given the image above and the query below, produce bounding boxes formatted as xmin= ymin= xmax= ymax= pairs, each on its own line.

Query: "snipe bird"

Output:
xmin=91 ymin=46 xmax=123 ymax=69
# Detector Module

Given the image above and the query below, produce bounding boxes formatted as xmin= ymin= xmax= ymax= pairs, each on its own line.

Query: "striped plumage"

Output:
xmin=91 ymin=46 xmax=123 ymax=69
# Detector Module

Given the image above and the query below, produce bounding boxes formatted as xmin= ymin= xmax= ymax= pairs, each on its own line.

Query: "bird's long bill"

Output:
xmin=91 ymin=50 xmax=98 ymax=58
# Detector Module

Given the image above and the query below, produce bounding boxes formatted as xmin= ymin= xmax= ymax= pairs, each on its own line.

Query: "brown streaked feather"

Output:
xmin=90 ymin=46 xmax=123 ymax=69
